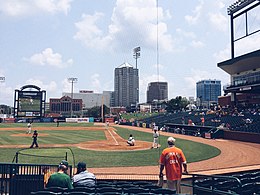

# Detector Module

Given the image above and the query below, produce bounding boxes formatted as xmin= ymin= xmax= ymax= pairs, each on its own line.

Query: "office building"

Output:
xmin=114 ymin=62 xmax=139 ymax=107
xmin=63 ymin=90 xmax=113 ymax=109
xmin=196 ymin=80 xmax=221 ymax=108
xmin=147 ymin=82 xmax=168 ymax=103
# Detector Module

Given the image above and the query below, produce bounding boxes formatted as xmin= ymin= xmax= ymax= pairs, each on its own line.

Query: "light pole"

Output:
xmin=133 ymin=47 xmax=141 ymax=112
xmin=0 ymin=76 xmax=5 ymax=107
xmin=133 ymin=46 xmax=141 ymax=69
xmin=68 ymin=77 xmax=77 ymax=118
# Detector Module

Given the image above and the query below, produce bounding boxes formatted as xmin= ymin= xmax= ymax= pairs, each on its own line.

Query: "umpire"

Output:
xmin=30 ymin=130 xmax=39 ymax=148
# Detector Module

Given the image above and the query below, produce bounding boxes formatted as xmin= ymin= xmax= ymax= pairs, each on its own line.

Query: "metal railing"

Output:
xmin=0 ymin=163 xmax=72 ymax=195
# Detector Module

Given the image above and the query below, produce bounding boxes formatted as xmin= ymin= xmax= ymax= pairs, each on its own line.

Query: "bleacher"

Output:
xmin=31 ymin=180 xmax=179 ymax=195
xmin=191 ymin=170 xmax=260 ymax=195
xmin=136 ymin=110 xmax=260 ymax=134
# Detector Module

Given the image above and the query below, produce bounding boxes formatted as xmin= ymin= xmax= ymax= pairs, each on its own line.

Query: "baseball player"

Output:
xmin=127 ymin=134 xmax=135 ymax=146
xmin=151 ymin=129 xmax=159 ymax=149
xmin=27 ymin=122 xmax=32 ymax=134
xmin=30 ymin=130 xmax=39 ymax=148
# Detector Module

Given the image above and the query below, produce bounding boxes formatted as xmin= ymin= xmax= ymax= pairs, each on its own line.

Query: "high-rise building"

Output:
xmin=196 ymin=79 xmax=221 ymax=107
xmin=147 ymin=82 xmax=168 ymax=103
xmin=114 ymin=62 xmax=139 ymax=107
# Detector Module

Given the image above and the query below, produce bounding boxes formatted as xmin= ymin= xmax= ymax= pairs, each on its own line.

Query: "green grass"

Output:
xmin=0 ymin=123 xmax=221 ymax=168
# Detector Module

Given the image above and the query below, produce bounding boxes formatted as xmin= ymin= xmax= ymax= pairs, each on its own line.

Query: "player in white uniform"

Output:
xmin=151 ymin=129 xmax=159 ymax=149
xmin=27 ymin=122 xmax=32 ymax=134
xmin=127 ymin=134 xmax=135 ymax=146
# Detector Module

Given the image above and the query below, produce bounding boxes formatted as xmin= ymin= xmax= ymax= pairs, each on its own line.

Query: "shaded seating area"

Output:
xmin=191 ymin=170 xmax=260 ymax=195
xmin=31 ymin=180 xmax=180 ymax=195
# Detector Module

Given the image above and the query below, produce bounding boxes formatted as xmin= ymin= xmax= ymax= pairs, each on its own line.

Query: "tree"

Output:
xmin=166 ymin=96 xmax=189 ymax=112
xmin=86 ymin=105 xmax=110 ymax=119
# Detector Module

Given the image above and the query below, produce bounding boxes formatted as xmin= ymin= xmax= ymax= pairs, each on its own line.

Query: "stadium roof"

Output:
xmin=217 ymin=49 xmax=260 ymax=75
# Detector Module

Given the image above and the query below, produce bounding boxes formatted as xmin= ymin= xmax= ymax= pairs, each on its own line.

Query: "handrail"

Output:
xmin=181 ymin=173 xmax=242 ymax=195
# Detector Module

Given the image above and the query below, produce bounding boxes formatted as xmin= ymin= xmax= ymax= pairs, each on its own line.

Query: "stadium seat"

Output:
xmin=44 ymin=187 xmax=67 ymax=192
xmin=68 ymin=187 xmax=95 ymax=193
xmin=132 ymin=181 xmax=153 ymax=186
xmin=142 ymin=184 xmax=161 ymax=191
xmin=63 ymin=192 xmax=89 ymax=195
xmin=151 ymin=188 xmax=176 ymax=194
xmin=31 ymin=191 xmax=62 ymax=195
xmin=123 ymin=187 xmax=149 ymax=194
xmin=96 ymin=186 xmax=122 ymax=194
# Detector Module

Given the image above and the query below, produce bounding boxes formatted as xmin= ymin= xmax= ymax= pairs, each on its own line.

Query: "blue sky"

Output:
xmin=0 ymin=0 xmax=260 ymax=106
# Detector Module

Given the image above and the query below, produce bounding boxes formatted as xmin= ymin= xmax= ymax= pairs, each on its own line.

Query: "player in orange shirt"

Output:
xmin=159 ymin=137 xmax=188 ymax=193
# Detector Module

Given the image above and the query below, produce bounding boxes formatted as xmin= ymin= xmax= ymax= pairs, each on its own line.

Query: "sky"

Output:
xmin=0 ymin=0 xmax=260 ymax=106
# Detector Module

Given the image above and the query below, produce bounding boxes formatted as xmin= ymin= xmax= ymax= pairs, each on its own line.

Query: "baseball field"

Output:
xmin=0 ymin=122 xmax=220 ymax=169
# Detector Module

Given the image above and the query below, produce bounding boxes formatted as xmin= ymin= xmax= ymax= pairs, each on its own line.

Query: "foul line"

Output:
xmin=107 ymin=129 xmax=119 ymax=145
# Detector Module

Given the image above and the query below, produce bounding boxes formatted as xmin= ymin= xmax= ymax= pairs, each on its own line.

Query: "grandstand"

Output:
xmin=1 ymin=1 xmax=260 ymax=195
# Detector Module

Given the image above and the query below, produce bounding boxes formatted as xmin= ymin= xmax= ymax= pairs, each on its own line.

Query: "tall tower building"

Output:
xmin=147 ymin=82 xmax=168 ymax=103
xmin=114 ymin=62 xmax=139 ymax=107
xmin=196 ymin=79 xmax=221 ymax=107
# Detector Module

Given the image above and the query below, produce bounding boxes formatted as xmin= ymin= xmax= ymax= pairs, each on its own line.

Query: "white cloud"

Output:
xmin=25 ymin=79 xmax=57 ymax=92
xmin=185 ymin=0 xmax=204 ymax=25
xmin=176 ymin=28 xmax=196 ymax=39
xmin=152 ymin=63 xmax=164 ymax=70
xmin=90 ymin=74 xmax=102 ymax=93
xmin=190 ymin=40 xmax=205 ymax=48
xmin=26 ymin=48 xmax=73 ymax=68
xmin=208 ymin=12 xmax=228 ymax=32
xmin=0 ymin=0 xmax=72 ymax=17
xmin=74 ymin=13 xmax=112 ymax=51
xmin=214 ymin=44 xmax=230 ymax=62
xmin=74 ymin=0 xmax=174 ymax=52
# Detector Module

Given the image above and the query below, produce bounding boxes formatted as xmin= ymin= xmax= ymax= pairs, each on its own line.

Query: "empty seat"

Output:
xmin=68 ymin=186 xmax=95 ymax=193
xmin=96 ymin=186 xmax=122 ymax=194
xmin=44 ymin=187 xmax=68 ymax=193
xmin=123 ymin=187 xmax=149 ymax=194
xmin=31 ymin=191 xmax=62 ymax=195
xmin=151 ymin=188 xmax=176 ymax=194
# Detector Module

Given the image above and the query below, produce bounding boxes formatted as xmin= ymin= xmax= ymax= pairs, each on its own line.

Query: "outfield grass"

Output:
xmin=0 ymin=123 xmax=221 ymax=168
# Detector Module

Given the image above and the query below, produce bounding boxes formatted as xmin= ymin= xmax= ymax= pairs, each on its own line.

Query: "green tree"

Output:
xmin=166 ymin=96 xmax=189 ymax=112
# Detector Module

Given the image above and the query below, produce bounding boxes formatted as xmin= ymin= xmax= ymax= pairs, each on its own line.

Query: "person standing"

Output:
xmin=126 ymin=134 xmax=135 ymax=146
xmin=72 ymin=162 xmax=96 ymax=187
xmin=151 ymin=129 xmax=159 ymax=149
xmin=27 ymin=122 xmax=32 ymax=134
xmin=159 ymin=137 xmax=188 ymax=193
xmin=30 ymin=130 xmax=39 ymax=148
xmin=46 ymin=160 xmax=73 ymax=189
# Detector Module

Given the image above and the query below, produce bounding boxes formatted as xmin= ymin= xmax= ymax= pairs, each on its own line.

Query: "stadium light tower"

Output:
xmin=0 ymin=76 xmax=5 ymax=105
xmin=68 ymin=77 xmax=78 ymax=117
xmin=133 ymin=46 xmax=141 ymax=69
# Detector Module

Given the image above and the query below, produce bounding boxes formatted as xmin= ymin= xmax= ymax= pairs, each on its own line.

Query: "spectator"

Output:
xmin=72 ymin=162 xmax=96 ymax=188
xmin=126 ymin=134 xmax=135 ymax=146
xmin=46 ymin=160 xmax=73 ymax=189
xmin=159 ymin=137 xmax=188 ymax=194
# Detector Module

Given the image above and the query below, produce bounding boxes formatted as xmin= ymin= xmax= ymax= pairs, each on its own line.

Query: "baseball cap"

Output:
xmin=60 ymin=160 xmax=69 ymax=167
xmin=167 ymin=137 xmax=176 ymax=145
xmin=77 ymin=162 xmax=86 ymax=169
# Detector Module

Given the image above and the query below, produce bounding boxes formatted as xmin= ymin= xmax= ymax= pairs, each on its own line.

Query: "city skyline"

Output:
xmin=1 ymin=0 xmax=260 ymax=107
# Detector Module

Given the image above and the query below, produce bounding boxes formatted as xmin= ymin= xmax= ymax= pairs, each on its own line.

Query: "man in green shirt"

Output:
xmin=46 ymin=160 xmax=73 ymax=189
